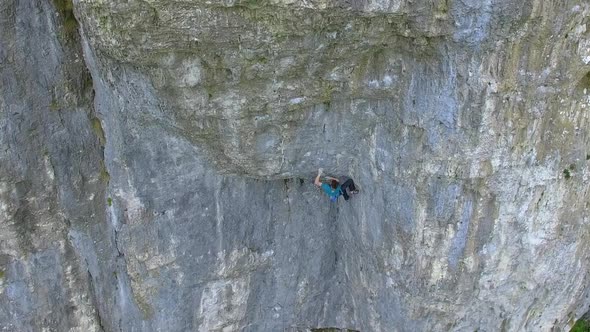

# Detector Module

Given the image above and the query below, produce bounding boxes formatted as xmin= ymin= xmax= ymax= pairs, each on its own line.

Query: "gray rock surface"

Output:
xmin=1 ymin=0 xmax=590 ymax=331
xmin=0 ymin=0 xmax=106 ymax=331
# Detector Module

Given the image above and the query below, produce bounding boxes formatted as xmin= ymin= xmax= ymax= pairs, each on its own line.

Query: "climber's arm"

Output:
xmin=314 ymin=168 xmax=323 ymax=186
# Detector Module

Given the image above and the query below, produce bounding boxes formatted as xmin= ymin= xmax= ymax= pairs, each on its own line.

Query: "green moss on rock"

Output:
xmin=571 ymin=318 xmax=590 ymax=332
xmin=53 ymin=0 xmax=78 ymax=40
xmin=91 ymin=117 xmax=106 ymax=146
xmin=49 ymin=98 xmax=60 ymax=111
xmin=99 ymin=160 xmax=110 ymax=184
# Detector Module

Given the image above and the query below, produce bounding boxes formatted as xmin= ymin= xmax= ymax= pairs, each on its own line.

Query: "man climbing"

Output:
xmin=314 ymin=168 xmax=359 ymax=202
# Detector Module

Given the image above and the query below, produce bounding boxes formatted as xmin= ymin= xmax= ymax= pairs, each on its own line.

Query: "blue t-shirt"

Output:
xmin=321 ymin=183 xmax=342 ymax=201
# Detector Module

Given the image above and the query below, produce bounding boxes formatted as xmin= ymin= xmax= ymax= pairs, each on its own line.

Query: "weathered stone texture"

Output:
xmin=0 ymin=0 xmax=109 ymax=331
xmin=1 ymin=0 xmax=590 ymax=331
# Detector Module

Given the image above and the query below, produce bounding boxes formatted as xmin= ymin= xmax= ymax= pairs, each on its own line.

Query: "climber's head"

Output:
xmin=330 ymin=179 xmax=339 ymax=189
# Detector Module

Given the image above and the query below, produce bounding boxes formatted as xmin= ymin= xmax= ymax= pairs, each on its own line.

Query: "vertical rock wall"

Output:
xmin=0 ymin=0 xmax=107 ymax=331
xmin=1 ymin=0 xmax=590 ymax=331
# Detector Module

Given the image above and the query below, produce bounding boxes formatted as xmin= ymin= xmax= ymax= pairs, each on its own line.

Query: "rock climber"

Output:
xmin=314 ymin=168 xmax=359 ymax=202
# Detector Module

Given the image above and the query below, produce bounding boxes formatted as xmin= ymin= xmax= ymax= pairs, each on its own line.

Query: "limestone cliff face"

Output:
xmin=0 ymin=1 xmax=106 ymax=330
xmin=1 ymin=0 xmax=590 ymax=331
